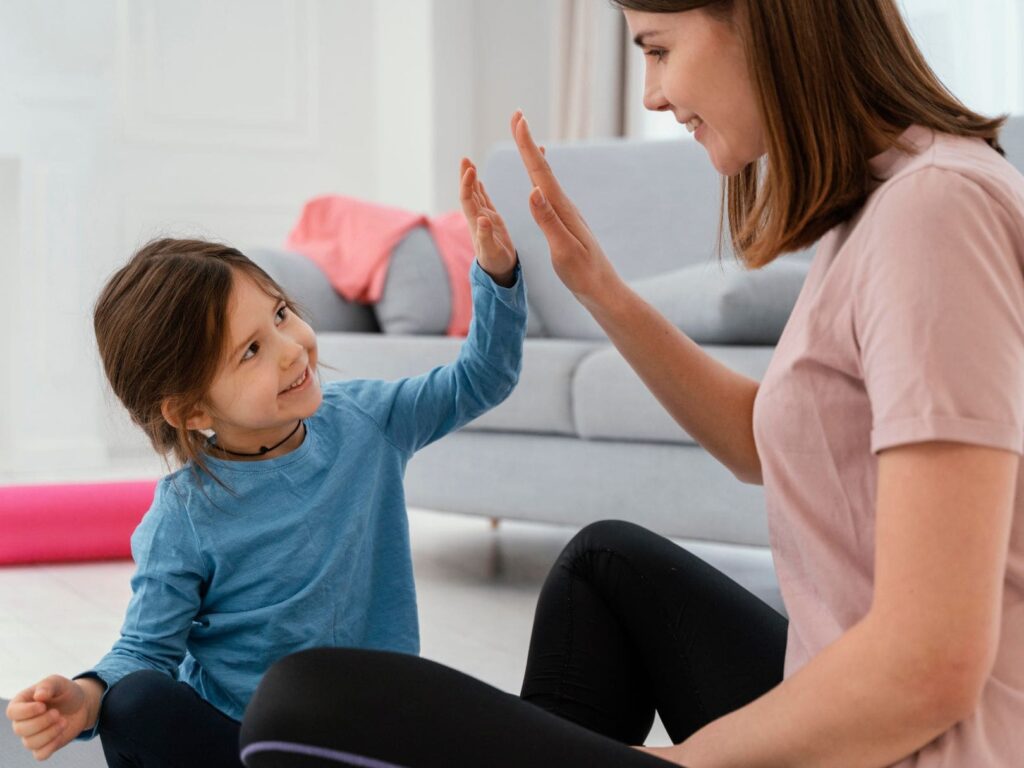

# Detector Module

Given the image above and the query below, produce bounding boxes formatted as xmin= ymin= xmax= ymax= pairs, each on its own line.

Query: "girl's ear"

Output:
xmin=160 ymin=398 xmax=213 ymax=431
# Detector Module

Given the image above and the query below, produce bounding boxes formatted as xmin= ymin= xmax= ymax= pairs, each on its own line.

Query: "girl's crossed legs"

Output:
xmin=240 ymin=520 xmax=788 ymax=767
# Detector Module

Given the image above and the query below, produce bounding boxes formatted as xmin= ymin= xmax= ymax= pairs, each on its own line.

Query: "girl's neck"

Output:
xmin=209 ymin=420 xmax=306 ymax=462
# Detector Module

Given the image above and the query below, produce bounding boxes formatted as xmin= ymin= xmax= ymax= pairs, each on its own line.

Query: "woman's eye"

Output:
xmin=645 ymin=49 xmax=666 ymax=62
xmin=276 ymin=305 xmax=288 ymax=323
xmin=242 ymin=342 xmax=259 ymax=362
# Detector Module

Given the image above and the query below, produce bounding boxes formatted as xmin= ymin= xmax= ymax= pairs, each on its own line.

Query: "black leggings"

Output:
xmin=240 ymin=520 xmax=788 ymax=767
xmin=98 ymin=670 xmax=243 ymax=768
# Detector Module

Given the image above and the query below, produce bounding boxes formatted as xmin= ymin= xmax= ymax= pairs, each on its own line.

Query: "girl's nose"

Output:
xmin=281 ymin=338 xmax=304 ymax=369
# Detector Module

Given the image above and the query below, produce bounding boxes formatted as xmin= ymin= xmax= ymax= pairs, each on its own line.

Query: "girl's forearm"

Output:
xmin=73 ymin=678 xmax=106 ymax=734
xmin=667 ymin=617 xmax=967 ymax=768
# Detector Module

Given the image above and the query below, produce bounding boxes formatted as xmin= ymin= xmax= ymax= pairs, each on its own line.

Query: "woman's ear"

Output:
xmin=160 ymin=397 xmax=213 ymax=431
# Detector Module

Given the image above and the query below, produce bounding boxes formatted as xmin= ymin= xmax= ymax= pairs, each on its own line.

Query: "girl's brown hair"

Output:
xmin=614 ymin=0 xmax=1007 ymax=267
xmin=94 ymin=238 xmax=300 ymax=486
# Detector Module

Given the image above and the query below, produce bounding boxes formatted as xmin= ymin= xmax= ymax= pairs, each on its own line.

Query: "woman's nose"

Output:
xmin=643 ymin=85 xmax=671 ymax=112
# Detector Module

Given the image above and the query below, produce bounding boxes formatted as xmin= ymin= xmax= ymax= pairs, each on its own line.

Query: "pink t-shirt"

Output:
xmin=753 ymin=125 xmax=1024 ymax=766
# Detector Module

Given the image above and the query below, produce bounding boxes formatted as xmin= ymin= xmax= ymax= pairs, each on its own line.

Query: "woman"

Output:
xmin=240 ymin=1 xmax=1024 ymax=766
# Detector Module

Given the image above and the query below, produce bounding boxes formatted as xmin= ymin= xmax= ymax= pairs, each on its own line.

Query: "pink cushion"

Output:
xmin=0 ymin=480 xmax=158 ymax=565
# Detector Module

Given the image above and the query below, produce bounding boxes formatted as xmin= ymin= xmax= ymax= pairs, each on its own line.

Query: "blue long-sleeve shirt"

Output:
xmin=77 ymin=261 xmax=526 ymax=735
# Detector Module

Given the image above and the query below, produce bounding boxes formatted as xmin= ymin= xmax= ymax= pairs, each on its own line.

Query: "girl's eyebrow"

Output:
xmin=229 ymin=297 xmax=284 ymax=359
xmin=231 ymin=330 xmax=259 ymax=361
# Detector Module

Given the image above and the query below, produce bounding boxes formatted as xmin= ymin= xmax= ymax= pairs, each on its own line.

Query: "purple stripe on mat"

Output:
xmin=241 ymin=741 xmax=411 ymax=768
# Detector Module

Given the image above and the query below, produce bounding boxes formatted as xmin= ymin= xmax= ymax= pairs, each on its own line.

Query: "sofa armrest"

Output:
xmin=246 ymin=247 xmax=380 ymax=334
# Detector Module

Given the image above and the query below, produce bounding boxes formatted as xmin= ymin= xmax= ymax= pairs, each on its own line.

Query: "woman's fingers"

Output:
xmin=529 ymin=186 xmax=583 ymax=254
xmin=511 ymin=112 xmax=588 ymax=237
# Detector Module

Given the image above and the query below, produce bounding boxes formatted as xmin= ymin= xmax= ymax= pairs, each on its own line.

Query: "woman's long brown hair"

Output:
xmin=614 ymin=0 xmax=1007 ymax=266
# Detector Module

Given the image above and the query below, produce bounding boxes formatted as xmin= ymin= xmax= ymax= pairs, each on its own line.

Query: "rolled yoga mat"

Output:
xmin=0 ymin=480 xmax=158 ymax=565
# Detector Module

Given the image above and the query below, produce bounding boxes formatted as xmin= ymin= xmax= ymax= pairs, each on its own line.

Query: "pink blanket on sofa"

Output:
xmin=285 ymin=195 xmax=475 ymax=336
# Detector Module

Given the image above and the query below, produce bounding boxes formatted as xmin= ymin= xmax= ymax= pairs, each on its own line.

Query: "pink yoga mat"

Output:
xmin=0 ymin=480 xmax=158 ymax=565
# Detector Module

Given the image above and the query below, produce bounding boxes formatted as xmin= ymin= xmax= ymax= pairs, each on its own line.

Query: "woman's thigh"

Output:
xmin=240 ymin=648 xmax=676 ymax=768
xmin=521 ymin=520 xmax=787 ymax=745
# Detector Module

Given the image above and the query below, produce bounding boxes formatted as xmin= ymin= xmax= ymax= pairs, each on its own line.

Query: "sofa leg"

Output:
xmin=489 ymin=517 xmax=500 ymax=530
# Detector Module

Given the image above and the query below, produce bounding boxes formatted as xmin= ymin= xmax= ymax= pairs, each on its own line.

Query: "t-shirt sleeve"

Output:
xmin=74 ymin=478 xmax=207 ymax=740
xmin=854 ymin=167 xmax=1024 ymax=455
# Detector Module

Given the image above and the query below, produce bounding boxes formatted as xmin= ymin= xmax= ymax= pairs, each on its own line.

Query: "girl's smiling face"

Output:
xmin=197 ymin=269 xmax=322 ymax=457
xmin=625 ymin=7 xmax=766 ymax=176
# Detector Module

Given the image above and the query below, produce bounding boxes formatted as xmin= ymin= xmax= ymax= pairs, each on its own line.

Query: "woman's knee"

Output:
xmin=559 ymin=519 xmax=664 ymax=569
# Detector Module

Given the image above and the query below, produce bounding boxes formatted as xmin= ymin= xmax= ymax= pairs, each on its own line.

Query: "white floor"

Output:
xmin=0 ymin=459 xmax=782 ymax=749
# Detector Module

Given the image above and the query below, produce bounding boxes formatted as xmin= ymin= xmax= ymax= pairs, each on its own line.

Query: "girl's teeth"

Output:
xmin=287 ymin=370 xmax=306 ymax=390
xmin=685 ymin=117 xmax=703 ymax=133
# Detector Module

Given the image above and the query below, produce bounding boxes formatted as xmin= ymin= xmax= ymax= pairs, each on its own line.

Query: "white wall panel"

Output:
xmin=120 ymin=0 xmax=320 ymax=150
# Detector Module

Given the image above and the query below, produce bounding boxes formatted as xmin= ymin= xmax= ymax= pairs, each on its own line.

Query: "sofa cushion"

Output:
xmin=482 ymin=139 xmax=814 ymax=340
xmin=247 ymin=247 xmax=380 ymax=333
xmin=572 ymin=344 xmax=775 ymax=444
xmin=375 ymin=226 xmax=547 ymax=337
xmin=629 ymin=257 xmax=809 ymax=345
xmin=316 ymin=333 xmax=601 ymax=436
xmin=375 ymin=227 xmax=452 ymax=335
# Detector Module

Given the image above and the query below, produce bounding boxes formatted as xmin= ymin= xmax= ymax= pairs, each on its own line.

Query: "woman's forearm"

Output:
xmin=585 ymin=278 xmax=764 ymax=484
xmin=667 ymin=615 xmax=970 ymax=768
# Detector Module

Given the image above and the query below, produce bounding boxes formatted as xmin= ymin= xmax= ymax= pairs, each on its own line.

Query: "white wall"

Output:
xmin=0 ymin=0 xmax=557 ymax=478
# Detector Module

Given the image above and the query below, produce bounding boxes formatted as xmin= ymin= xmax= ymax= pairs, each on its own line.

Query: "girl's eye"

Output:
xmin=276 ymin=305 xmax=288 ymax=323
xmin=242 ymin=342 xmax=259 ymax=362
xmin=645 ymin=48 xmax=666 ymax=62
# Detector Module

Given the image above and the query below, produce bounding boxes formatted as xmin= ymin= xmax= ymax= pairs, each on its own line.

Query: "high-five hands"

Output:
xmin=509 ymin=110 xmax=624 ymax=310
xmin=460 ymin=157 xmax=518 ymax=287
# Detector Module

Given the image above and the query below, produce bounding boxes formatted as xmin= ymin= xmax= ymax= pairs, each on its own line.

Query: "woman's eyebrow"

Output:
xmin=633 ymin=30 xmax=665 ymax=47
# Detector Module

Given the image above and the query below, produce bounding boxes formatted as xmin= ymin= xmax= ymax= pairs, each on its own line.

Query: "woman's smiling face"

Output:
xmin=624 ymin=7 xmax=766 ymax=176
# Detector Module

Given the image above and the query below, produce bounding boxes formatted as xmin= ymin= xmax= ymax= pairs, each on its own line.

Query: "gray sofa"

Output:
xmin=251 ymin=116 xmax=1024 ymax=547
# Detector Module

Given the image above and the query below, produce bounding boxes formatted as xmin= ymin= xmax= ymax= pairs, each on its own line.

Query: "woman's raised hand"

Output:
xmin=460 ymin=157 xmax=518 ymax=287
xmin=510 ymin=110 xmax=623 ymax=310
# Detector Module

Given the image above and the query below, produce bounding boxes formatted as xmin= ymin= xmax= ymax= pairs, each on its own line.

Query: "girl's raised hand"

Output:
xmin=6 ymin=675 xmax=99 ymax=761
xmin=509 ymin=110 xmax=623 ymax=310
xmin=459 ymin=157 xmax=518 ymax=287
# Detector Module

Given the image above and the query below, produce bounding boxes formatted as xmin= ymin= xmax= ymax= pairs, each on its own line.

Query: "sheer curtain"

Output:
xmin=625 ymin=0 xmax=1024 ymax=141
xmin=550 ymin=0 xmax=629 ymax=141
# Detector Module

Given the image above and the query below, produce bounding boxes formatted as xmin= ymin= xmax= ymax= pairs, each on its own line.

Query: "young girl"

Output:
xmin=5 ymin=158 xmax=525 ymax=766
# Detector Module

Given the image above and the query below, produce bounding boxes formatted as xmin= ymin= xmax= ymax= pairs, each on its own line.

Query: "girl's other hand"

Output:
xmin=5 ymin=675 xmax=101 ymax=761
xmin=509 ymin=110 xmax=624 ymax=311
xmin=459 ymin=157 xmax=518 ymax=287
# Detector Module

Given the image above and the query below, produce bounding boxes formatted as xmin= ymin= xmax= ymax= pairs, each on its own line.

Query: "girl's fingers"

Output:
xmin=21 ymin=717 xmax=64 ymax=750
xmin=6 ymin=698 xmax=46 ymax=721
xmin=12 ymin=709 xmax=61 ymax=738
xmin=476 ymin=176 xmax=498 ymax=213
xmin=459 ymin=166 xmax=480 ymax=227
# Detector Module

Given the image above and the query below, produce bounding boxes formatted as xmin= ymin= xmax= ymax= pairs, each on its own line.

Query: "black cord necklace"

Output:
xmin=209 ymin=420 xmax=304 ymax=458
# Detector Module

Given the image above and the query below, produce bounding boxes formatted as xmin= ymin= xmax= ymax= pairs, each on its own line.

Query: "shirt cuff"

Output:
xmin=471 ymin=259 xmax=525 ymax=308
xmin=71 ymin=672 xmax=109 ymax=741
